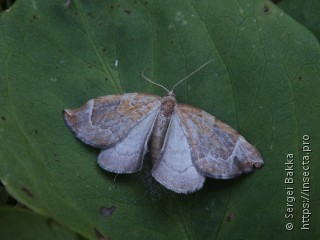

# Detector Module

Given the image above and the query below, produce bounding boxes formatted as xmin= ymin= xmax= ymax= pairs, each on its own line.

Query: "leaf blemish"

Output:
xmin=174 ymin=11 xmax=187 ymax=25
xmin=263 ymin=5 xmax=270 ymax=13
xmin=175 ymin=11 xmax=184 ymax=21
xmin=94 ymin=228 xmax=110 ymax=240
xmin=124 ymin=9 xmax=131 ymax=15
xmin=226 ymin=212 xmax=234 ymax=222
xmin=21 ymin=187 xmax=34 ymax=198
xmin=100 ymin=206 xmax=116 ymax=217
xmin=1 ymin=116 xmax=6 ymax=121
xmin=53 ymin=153 xmax=60 ymax=162
xmin=30 ymin=15 xmax=37 ymax=22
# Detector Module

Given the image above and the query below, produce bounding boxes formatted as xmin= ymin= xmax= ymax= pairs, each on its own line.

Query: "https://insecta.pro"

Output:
xmin=63 ymin=61 xmax=264 ymax=194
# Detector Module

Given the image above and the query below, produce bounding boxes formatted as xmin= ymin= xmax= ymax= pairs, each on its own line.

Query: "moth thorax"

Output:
xmin=150 ymin=95 xmax=176 ymax=164
xmin=160 ymin=95 xmax=176 ymax=117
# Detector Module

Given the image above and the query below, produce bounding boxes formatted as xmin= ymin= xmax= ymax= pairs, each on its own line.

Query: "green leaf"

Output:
xmin=277 ymin=0 xmax=320 ymax=41
xmin=0 ymin=0 xmax=319 ymax=239
xmin=0 ymin=207 xmax=81 ymax=240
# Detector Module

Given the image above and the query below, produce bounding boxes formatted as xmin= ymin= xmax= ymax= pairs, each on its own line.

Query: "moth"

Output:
xmin=63 ymin=61 xmax=264 ymax=194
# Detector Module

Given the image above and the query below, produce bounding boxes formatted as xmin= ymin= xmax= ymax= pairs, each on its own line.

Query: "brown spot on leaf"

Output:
xmin=263 ymin=5 xmax=270 ymax=13
xmin=94 ymin=228 xmax=110 ymax=240
xmin=21 ymin=187 xmax=33 ymax=198
xmin=30 ymin=15 xmax=37 ymax=23
xmin=100 ymin=206 xmax=116 ymax=217
xmin=226 ymin=212 xmax=234 ymax=222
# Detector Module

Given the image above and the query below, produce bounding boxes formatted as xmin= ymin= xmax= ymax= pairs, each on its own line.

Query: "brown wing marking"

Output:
xmin=64 ymin=93 xmax=161 ymax=148
xmin=176 ymin=104 xmax=264 ymax=179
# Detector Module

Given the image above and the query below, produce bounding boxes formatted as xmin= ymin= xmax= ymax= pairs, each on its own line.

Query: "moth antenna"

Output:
xmin=142 ymin=67 xmax=170 ymax=93
xmin=170 ymin=60 xmax=214 ymax=92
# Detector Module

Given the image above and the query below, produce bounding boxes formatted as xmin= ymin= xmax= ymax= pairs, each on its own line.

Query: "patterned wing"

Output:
xmin=97 ymin=108 xmax=159 ymax=173
xmin=176 ymin=104 xmax=264 ymax=179
xmin=64 ymin=93 xmax=161 ymax=173
xmin=64 ymin=93 xmax=161 ymax=148
xmin=152 ymin=111 xmax=205 ymax=194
